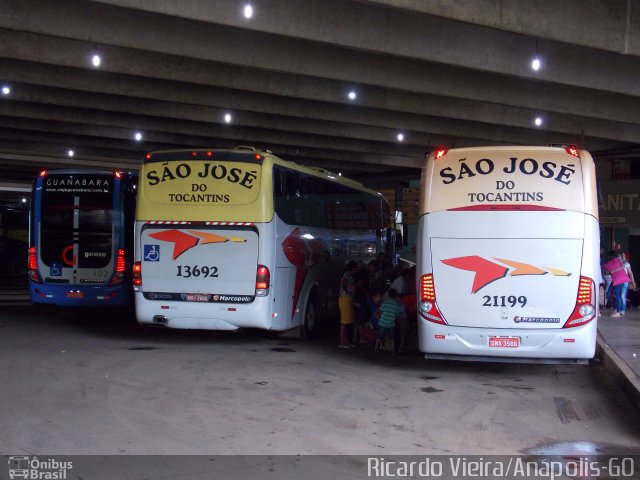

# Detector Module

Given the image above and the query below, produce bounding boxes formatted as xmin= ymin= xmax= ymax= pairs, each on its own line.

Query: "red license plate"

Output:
xmin=65 ymin=291 xmax=84 ymax=299
xmin=489 ymin=337 xmax=520 ymax=348
xmin=185 ymin=294 xmax=210 ymax=302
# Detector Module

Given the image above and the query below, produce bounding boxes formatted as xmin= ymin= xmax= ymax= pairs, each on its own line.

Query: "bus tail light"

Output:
xmin=109 ymin=249 xmax=126 ymax=285
xmin=28 ymin=247 xmax=42 ymax=283
xmin=114 ymin=171 xmax=122 ymax=178
xmin=255 ymin=265 xmax=270 ymax=296
xmin=563 ymin=276 xmax=595 ymax=328
xmin=419 ymin=274 xmax=446 ymax=324
xmin=133 ymin=261 xmax=142 ymax=287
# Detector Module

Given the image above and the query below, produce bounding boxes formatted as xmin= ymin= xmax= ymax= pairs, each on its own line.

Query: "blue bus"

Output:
xmin=28 ymin=169 xmax=137 ymax=306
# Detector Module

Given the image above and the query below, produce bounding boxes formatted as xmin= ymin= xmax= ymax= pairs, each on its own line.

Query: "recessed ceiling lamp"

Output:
xmin=531 ymin=39 xmax=541 ymax=71
xmin=1 ymin=85 xmax=10 ymax=95
xmin=67 ymin=149 xmax=75 ymax=157
xmin=531 ymin=57 xmax=541 ymax=71
xmin=92 ymin=54 xmax=102 ymax=67
xmin=243 ymin=3 xmax=253 ymax=18
xmin=397 ymin=133 xmax=404 ymax=142
xmin=21 ymin=197 xmax=27 ymax=204
xmin=534 ymin=116 xmax=543 ymax=127
xmin=134 ymin=131 xmax=143 ymax=142
xmin=224 ymin=113 xmax=232 ymax=123
xmin=347 ymin=90 xmax=357 ymax=101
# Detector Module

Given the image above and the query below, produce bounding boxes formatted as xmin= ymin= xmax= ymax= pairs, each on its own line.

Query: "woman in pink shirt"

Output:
xmin=603 ymin=250 xmax=632 ymax=317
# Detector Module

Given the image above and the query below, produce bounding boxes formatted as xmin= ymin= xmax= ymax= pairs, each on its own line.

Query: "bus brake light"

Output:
xmin=28 ymin=247 xmax=42 ymax=283
xmin=114 ymin=171 xmax=122 ymax=178
xmin=109 ymin=249 xmax=127 ymax=285
xmin=565 ymin=145 xmax=580 ymax=158
xmin=563 ymin=276 xmax=595 ymax=328
xmin=419 ymin=274 xmax=446 ymax=324
xmin=434 ymin=148 xmax=448 ymax=159
xmin=39 ymin=170 xmax=47 ymax=177
xmin=255 ymin=265 xmax=270 ymax=296
xmin=133 ymin=261 xmax=142 ymax=287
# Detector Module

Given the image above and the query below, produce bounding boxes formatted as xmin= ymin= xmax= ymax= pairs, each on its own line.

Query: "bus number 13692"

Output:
xmin=176 ymin=265 xmax=219 ymax=278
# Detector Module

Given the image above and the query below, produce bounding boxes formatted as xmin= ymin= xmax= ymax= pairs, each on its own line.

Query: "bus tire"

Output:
xmin=302 ymin=291 xmax=318 ymax=340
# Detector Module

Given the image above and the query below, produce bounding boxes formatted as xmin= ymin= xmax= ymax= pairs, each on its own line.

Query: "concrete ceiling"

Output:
xmin=1 ymin=0 xmax=640 ymax=206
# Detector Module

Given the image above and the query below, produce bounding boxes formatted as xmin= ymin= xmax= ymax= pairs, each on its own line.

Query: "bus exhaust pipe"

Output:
xmin=153 ymin=315 xmax=168 ymax=326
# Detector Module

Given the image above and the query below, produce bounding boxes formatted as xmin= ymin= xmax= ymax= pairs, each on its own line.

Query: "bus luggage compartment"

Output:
xmin=139 ymin=225 xmax=259 ymax=301
xmin=430 ymin=237 xmax=582 ymax=329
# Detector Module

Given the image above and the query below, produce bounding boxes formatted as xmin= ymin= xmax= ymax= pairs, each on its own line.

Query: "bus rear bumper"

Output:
xmin=134 ymin=292 xmax=272 ymax=330
xmin=419 ymin=318 xmax=597 ymax=361
xmin=29 ymin=282 xmax=132 ymax=307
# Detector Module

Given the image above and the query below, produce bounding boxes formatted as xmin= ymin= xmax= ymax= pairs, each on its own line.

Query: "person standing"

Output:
xmin=603 ymin=250 xmax=632 ymax=317
xmin=338 ymin=261 xmax=359 ymax=348
xmin=374 ymin=288 xmax=400 ymax=355
xmin=621 ymin=252 xmax=637 ymax=307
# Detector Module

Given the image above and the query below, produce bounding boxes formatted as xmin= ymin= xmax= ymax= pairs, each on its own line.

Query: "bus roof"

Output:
xmin=143 ymin=146 xmax=385 ymax=200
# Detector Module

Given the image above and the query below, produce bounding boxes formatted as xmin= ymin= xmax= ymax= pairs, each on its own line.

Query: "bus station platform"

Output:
xmin=596 ymin=306 xmax=640 ymax=412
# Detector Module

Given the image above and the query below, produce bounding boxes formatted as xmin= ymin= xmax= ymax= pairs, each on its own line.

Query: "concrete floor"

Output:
xmin=1 ymin=305 xmax=640 ymax=457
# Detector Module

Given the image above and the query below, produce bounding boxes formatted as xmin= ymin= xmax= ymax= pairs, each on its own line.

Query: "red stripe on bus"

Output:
xmin=448 ymin=205 xmax=564 ymax=212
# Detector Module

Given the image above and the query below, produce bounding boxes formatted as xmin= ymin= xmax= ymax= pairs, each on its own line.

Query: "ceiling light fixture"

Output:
xmin=21 ymin=197 xmax=27 ymax=204
xmin=397 ymin=133 xmax=404 ymax=142
xmin=531 ymin=57 xmax=541 ymax=71
xmin=224 ymin=113 xmax=232 ymax=123
xmin=1 ymin=85 xmax=10 ymax=95
xmin=348 ymin=90 xmax=356 ymax=101
xmin=68 ymin=149 xmax=75 ymax=157
xmin=531 ymin=39 xmax=541 ymax=71
xmin=134 ymin=132 xmax=143 ymax=142
xmin=243 ymin=3 xmax=253 ymax=18
xmin=534 ymin=116 xmax=543 ymax=127
xmin=92 ymin=54 xmax=102 ymax=67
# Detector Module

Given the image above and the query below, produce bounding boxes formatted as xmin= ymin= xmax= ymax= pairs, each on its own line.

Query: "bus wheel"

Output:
xmin=302 ymin=293 xmax=318 ymax=340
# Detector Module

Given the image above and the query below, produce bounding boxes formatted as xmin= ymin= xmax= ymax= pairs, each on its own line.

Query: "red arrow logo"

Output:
xmin=149 ymin=229 xmax=199 ymax=260
xmin=441 ymin=255 xmax=509 ymax=293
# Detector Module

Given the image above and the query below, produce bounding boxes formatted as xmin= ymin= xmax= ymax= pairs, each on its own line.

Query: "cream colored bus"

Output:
xmin=416 ymin=145 xmax=599 ymax=362
xmin=133 ymin=147 xmax=392 ymax=335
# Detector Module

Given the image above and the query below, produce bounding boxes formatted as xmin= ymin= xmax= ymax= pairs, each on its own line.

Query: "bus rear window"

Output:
xmin=40 ymin=175 xmax=114 ymax=268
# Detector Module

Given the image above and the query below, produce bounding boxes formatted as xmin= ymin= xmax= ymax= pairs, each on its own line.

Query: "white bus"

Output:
xmin=416 ymin=145 xmax=599 ymax=362
xmin=133 ymin=147 xmax=393 ymax=335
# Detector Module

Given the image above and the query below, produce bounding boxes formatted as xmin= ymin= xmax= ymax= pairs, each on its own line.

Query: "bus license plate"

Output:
xmin=184 ymin=293 xmax=210 ymax=302
xmin=65 ymin=291 xmax=84 ymax=299
xmin=489 ymin=337 xmax=520 ymax=348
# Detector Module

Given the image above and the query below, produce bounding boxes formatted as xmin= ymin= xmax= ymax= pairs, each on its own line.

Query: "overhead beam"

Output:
xmin=364 ymin=0 xmax=640 ymax=55
xmin=1 ymin=29 xmax=638 ymax=130
xmin=0 ymin=57 xmax=636 ymax=152
xmin=2 ymin=1 xmax=639 ymax=98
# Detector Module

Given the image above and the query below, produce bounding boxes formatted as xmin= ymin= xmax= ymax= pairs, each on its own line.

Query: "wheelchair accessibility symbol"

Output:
xmin=49 ymin=263 xmax=62 ymax=276
xmin=144 ymin=245 xmax=160 ymax=262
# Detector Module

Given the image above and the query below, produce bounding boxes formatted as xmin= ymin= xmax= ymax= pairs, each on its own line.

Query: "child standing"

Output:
xmin=374 ymin=288 xmax=399 ymax=355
